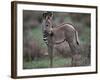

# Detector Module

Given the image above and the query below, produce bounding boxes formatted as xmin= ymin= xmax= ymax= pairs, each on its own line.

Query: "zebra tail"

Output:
xmin=75 ymin=30 xmax=80 ymax=45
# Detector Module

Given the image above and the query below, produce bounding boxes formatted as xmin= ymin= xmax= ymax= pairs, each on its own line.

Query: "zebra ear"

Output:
xmin=42 ymin=13 xmax=45 ymax=18
xmin=47 ymin=11 xmax=53 ymax=17
xmin=42 ymin=12 xmax=47 ymax=19
xmin=42 ymin=12 xmax=53 ymax=19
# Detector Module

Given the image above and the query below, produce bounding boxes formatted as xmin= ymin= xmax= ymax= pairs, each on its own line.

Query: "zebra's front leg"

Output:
xmin=48 ymin=36 xmax=54 ymax=68
xmin=48 ymin=43 xmax=54 ymax=68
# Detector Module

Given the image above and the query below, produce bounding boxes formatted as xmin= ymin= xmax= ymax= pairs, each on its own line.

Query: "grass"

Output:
xmin=23 ymin=56 xmax=72 ymax=69
xmin=32 ymin=26 xmax=47 ymax=48
xmin=80 ymin=26 xmax=90 ymax=44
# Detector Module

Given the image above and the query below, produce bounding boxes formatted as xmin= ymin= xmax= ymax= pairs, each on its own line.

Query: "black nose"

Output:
xmin=46 ymin=24 xmax=48 ymax=26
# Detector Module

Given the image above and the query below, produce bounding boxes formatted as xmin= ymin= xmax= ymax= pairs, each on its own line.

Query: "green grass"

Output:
xmin=80 ymin=26 xmax=90 ymax=44
xmin=23 ymin=56 xmax=72 ymax=69
xmin=32 ymin=26 xmax=47 ymax=48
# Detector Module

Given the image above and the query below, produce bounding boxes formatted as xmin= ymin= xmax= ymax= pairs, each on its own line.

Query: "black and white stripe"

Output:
xmin=43 ymin=31 xmax=49 ymax=45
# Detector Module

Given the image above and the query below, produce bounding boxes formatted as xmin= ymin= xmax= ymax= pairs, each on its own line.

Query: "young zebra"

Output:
xmin=42 ymin=11 xmax=80 ymax=67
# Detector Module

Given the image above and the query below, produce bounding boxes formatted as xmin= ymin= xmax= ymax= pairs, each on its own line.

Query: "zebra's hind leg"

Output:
xmin=68 ymin=41 xmax=81 ymax=66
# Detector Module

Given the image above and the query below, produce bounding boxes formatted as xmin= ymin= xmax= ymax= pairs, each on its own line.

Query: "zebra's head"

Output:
xmin=43 ymin=11 xmax=53 ymax=20
xmin=42 ymin=11 xmax=53 ymax=35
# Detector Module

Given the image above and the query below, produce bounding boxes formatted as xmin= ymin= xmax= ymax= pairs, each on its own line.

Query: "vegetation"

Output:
xmin=23 ymin=56 xmax=71 ymax=69
xmin=32 ymin=26 xmax=46 ymax=48
xmin=23 ymin=10 xmax=91 ymax=69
